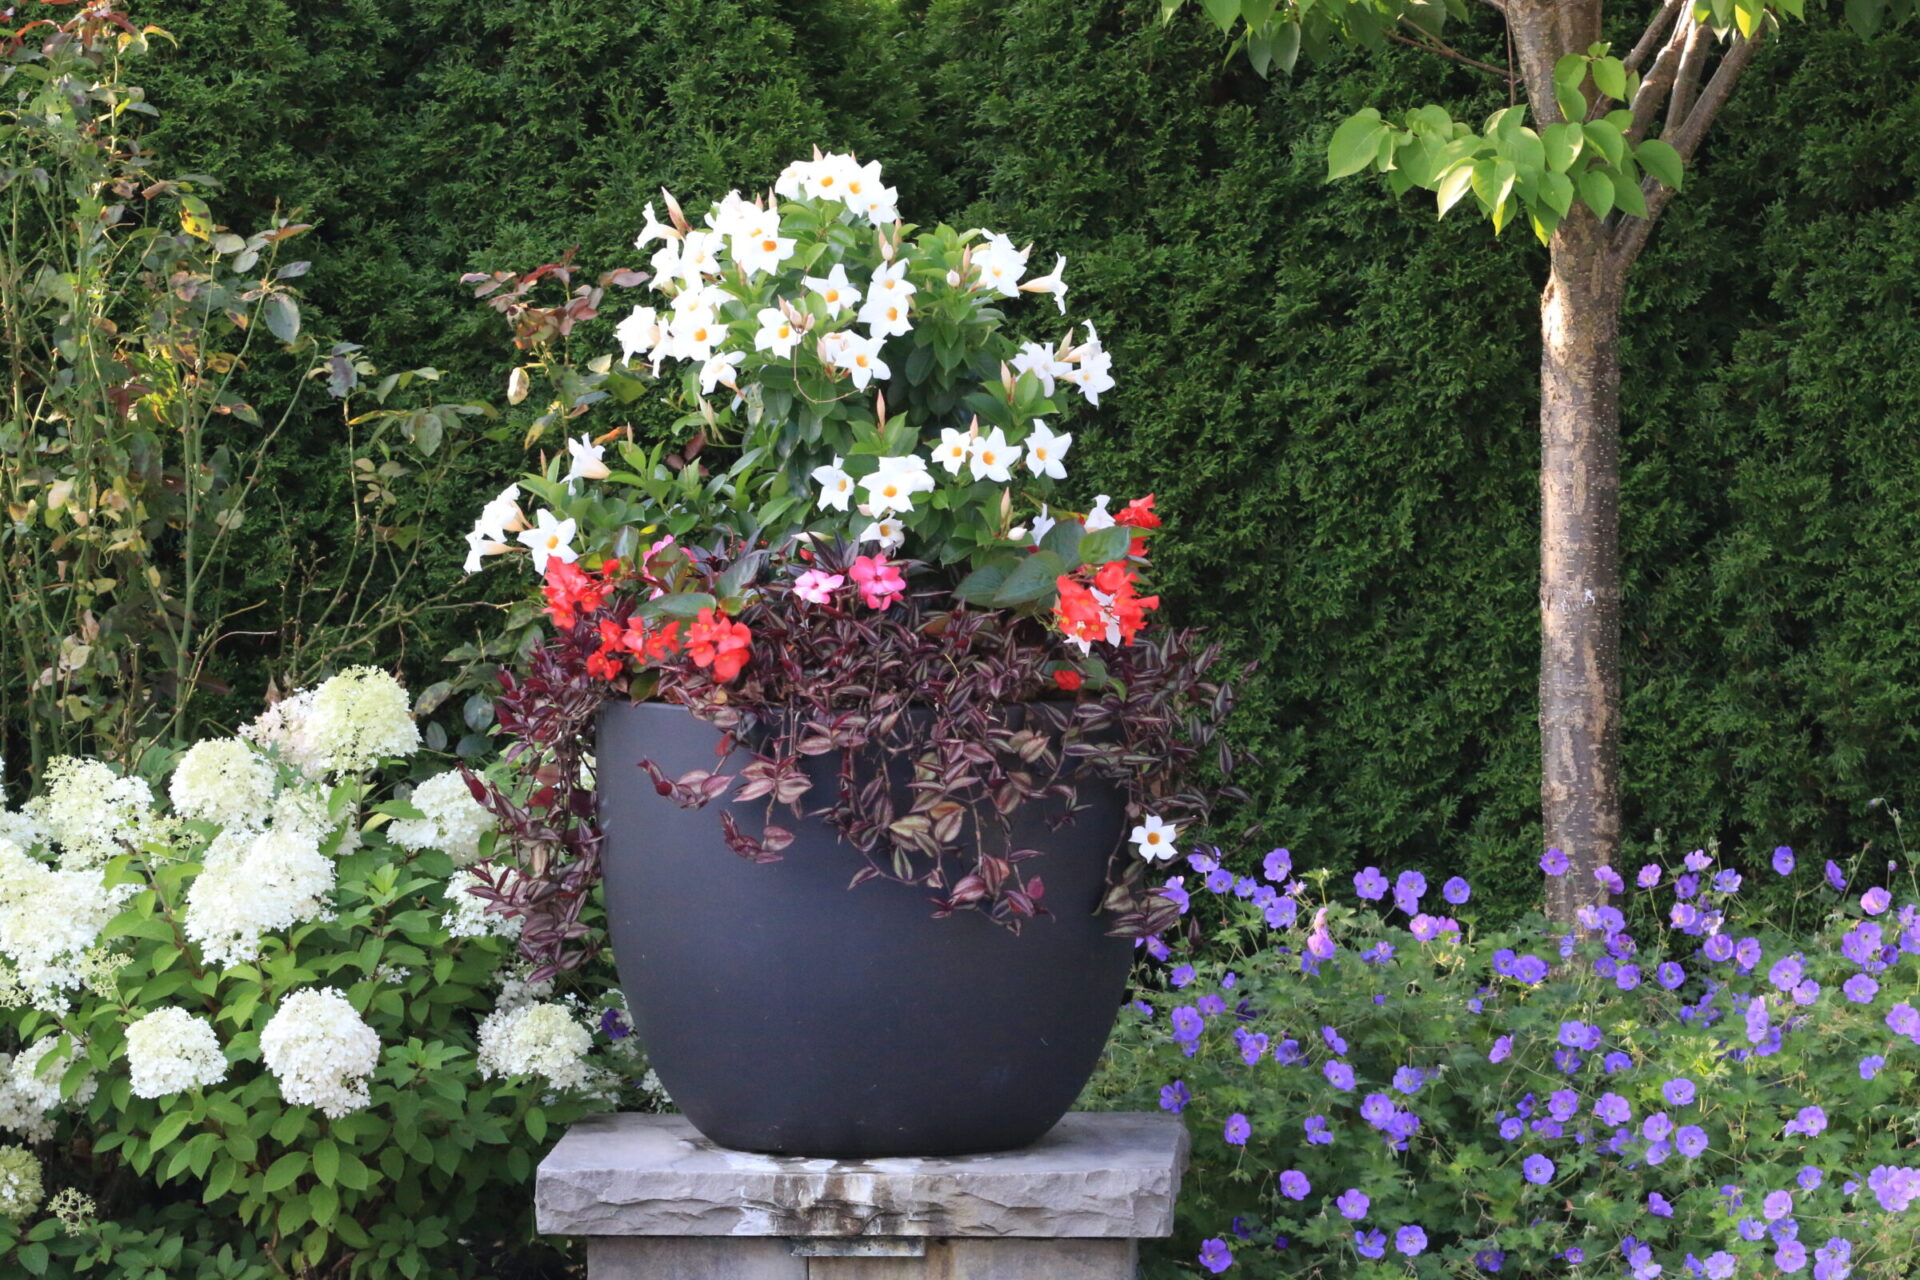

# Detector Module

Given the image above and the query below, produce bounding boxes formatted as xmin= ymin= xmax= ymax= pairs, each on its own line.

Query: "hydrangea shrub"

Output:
xmin=1097 ymin=841 xmax=1920 ymax=1278
xmin=0 ymin=670 xmax=651 ymax=1277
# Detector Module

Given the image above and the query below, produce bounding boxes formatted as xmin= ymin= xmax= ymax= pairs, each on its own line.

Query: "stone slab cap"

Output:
xmin=536 ymin=1112 xmax=1188 ymax=1240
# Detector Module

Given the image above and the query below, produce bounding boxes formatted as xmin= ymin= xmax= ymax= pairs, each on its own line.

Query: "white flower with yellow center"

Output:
xmin=831 ymin=332 xmax=891 ymax=390
xmin=633 ymin=201 xmax=678 ymax=251
xmin=753 ymin=307 xmax=803 ymax=359
xmin=677 ymin=229 xmax=724 ymax=280
xmin=859 ymin=454 xmax=934 ymax=516
xmin=967 ymin=427 xmax=1015 ymax=484
xmin=802 ymin=151 xmax=859 ymax=201
xmin=698 ymin=350 xmax=746 ymax=396
xmin=706 ymin=189 xmax=759 ymax=239
xmin=841 ymin=159 xmax=886 ymax=208
xmin=858 ymin=289 xmax=913 ymax=340
xmin=803 ymin=263 xmax=862 ymax=317
xmin=730 ymin=212 xmax=795 ymax=278
xmin=1023 ymin=421 xmax=1072 ymax=480
xmin=1010 ymin=340 xmax=1070 ymax=397
xmin=933 ymin=427 xmax=973 ymax=475
xmin=473 ymin=484 xmax=525 ymax=542
xmin=464 ymin=529 xmax=512 ymax=575
xmin=811 ymin=457 xmax=856 ymax=512
xmin=869 ymin=259 xmax=917 ymax=303
xmin=856 ymin=184 xmax=900 ymax=224
xmin=667 ymin=307 xmax=726 ymax=364
xmin=856 ymin=516 xmax=906 ymax=550
xmin=1130 ymin=814 xmax=1179 ymax=863
xmin=564 ymin=435 xmax=609 ymax=490
xmin=1018 ymin=253 xmax=1069 ymax=313
xmin=615 ymin=305 xmax=663 ymax=367
xmin=1063 ymin=321 xmax=1115 ymax=405
xmin=516 ymin=510 xmax=579 ymax=576
xmin=774 ymin=158 xmax=814 ymax=200
xmin=974 ymin=232 xmax=1029 ymax=297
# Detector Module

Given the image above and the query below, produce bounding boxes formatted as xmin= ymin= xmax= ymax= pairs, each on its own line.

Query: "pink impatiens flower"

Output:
xmin=793 ymin=569 xmax=845 ymax=605
xmin=848 ymin=554 xmax=906 ymax=610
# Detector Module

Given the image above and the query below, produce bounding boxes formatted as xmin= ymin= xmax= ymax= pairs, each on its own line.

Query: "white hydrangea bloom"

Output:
xmin=260 ymin=988 xmax=380 ymax=1118
xmin=266 ymin=784 xmax=339 ymax=843
xmin=9 ymin=1036 xmax=93 ymax=1113
xmin=0 ymin=1055 xmax=54 ymax=1143
xmin=442 ymin=871 xmax=518 ymax=940
xmin=22 ymin=757 xmax=155 ymax=869
xmin=390 ymin=770 xmax=495 ymax=865
xmin=0 ymin=838 xmax=134 ymax=1006
xmin=182 ymin=828 xmax=334 ymax=968
xmin=304 ymin=667 xmax=420 ymax=775
xmin=0 ymin=1144 xmax=43 ymax=1218
xmin=169 ymin=738 xmax=278 ymax=829
xmin=125 ymin=1008 xmax=227 ymax=1099
xmin=241 ymin=688 xmax=326 ymax=778
xmin=493 ymin=966 xmax=555 ymax=1012
xmin=476 ymin=1001 xmax=593 ymax=1090
xmin=0 ymin=808 xmax=47 ymax=852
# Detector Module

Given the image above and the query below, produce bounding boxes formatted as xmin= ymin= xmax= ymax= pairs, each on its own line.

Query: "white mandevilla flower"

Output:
xmin=1010 ymin=340 xmax=1071 ymax=397
xmin=729 ymin=210 xmax=796 ymax=278
xmin=933 ymin=426 xmax=973 ymax=475
xmin=856 ymin=516 xmax=905 ymax=551
xmin=801 ymin=151 xmax=859 ymax=202
xmin=464 ymin=529 xmax=512 ymax=575
xmin=666 ymin=295 xmax=726 ymax=364
xmin=773 ymin=157 xmax=813 ymax=200
xmin=0 ymin=1145 xmax=42 ymax=1219
xmin=1023 ymin=421 xmax=1072 ymax=480
xmin=803 ymin=263 xmax=862 ymax=317
xmin=859 ymin=289 xmax=913 ymax=340
xmin=866 ymin=258 xmax=917 ymax=306
xmin=183 ymin=827 xmax=335 ymax=968
xmin=967 ymin=427 xmax=1015 ymax=484
xmin=0 ymin=836 xmax=133 ymax=1006
xmin=389 ymin=770 xmax=496 ymax=865
xmin=9 ymin=1035 xmax=93 ymax=1113
xmin=1030 ymin=504 xmax=1057 ymax=547
xmin=517 ymin=509 xmax=579 ymax=577
xmin=1062 ymin=321 xmax=1116 ymax=405
xmin=615 ymin=305 xmax=665 ymax=370
xmin=753 ymin=306 xmax=803 ymax=359
xmin=698 ymin=350 xmax=746 ymax=396
xmin=706 ymin=189 xmax=759 ymax=240
xmin=473 ymin=483 xmax=526 ymax=542
xmin=859 ymin=454 xmax=934 ymax=516
xmin=169 ymin=738 xmax=277 ymax=831
xmin=677 ymin=228 xmax=723 ymax=281
xmin=854 ymin=183 xmax=900 ymax=225
xmin=565 ymin=435 xmax=610 ymax=490
xmin=1130 ymin=814 xmax=1179 ymax=863
xmin=476 ymin=1000 xmax=594 ymax=1090
xmin=811 ymin=456 xmax=856 ymax=512
xmin=973 ymin=232 xmax=1029 ymax=297
xmin=1083 ymin=494 xmax=1116 ymax=531
xmin=841 ymin=158 xmax=885 ymax=209
xmin=633 ymin=200 xmax=679 ymax=250
xmin=260 ymin=988 xmax=380 ymax=1119
xmin=442 ymin=870 xmax=519 ymax=940
xmin=23 ymin=756 xmax=155 ymax=870
xmin=1019 ymin=253 xmax=1069 ymax=313
xmin=305 ymin=666 xmax=420 ymax=774
xmin=124 ymin=1008 xmax=227 ymax=1099
xmin=831 ymin=331 xmax=891 ymax=390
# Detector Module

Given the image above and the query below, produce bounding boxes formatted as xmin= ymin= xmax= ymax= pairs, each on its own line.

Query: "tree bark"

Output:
xmin=1538 ymin=215 xmax=1624 ymax=928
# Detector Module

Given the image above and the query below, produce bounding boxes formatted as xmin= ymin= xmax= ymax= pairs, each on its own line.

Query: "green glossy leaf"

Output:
xmin=1435 ymin=162 xmax=1476 ymax=216
xmin=313 ymin=1138 xmax=340 ymax=1187
xmin=990 ymin=550 xmax=1068 ymax=607
xmin=1579 ymin=169 xmax=1616 ymax=219
xmin=953 ymin=562 xmax=1012 ymax=605
xmin=1610 ymin=165 xmax=1649 ymax=217
xmin=1328 ymin=109 xmax=1387 ymax=180
xmin=1583 ymin=119 xmax=1626 ymax=169
xmin=1078 ymin=524 xmax=1135 ymax=566
xmin=1040 ymin=518 xmax=1084 ymax=565
xmin=1592 ymin=56 xmax=1628 ymax=100
xmin=1202 ymin=0 xmax=1240 ymax=32
xmin=1553 ymin=53 xmax=1589 ymax=122
xmin=1636 ymin=138 xmax=1685 ymax=190
xmin=263 ymin=1151 xmax=308 ymax=1194
xmin=1544 ymin=122 xmax=1584 ymax=172
xmin=262 ymin=293 xmax=300 ymax=344
xmin=1539 ymin=169 xmax=1575 ymax=218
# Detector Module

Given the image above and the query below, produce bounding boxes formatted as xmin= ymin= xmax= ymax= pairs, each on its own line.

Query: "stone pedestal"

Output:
xmin=535 ymin=1112 xmax=1188 ymax=1279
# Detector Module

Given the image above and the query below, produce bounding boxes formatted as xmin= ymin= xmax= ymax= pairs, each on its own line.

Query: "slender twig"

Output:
xmin=1664 ymin=18 xmax=1713 ymax=135
xmin=1385 ymin=26 xmax=1513 ymax=77
xmin=1626 ymin=12 xmax=1696 ymax=140
xmin=1626 ymin=0 xmax=1686 ymax=71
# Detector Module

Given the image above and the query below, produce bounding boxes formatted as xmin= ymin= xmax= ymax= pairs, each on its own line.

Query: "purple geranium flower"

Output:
xmin=1862 ymin=887 xmax=1891 ymax=916
xmin=1774 ymin=846 xmax=1795 ymax=875
xmin=1665 ymin=1078 xmax=1697 ymax=1106
xmin=1799 ymin=1167 xmax=1824 ymax=1190
xmin=1713 ymin=868 xmax=1742 ymax=893
xmin=1605 ymin=1050 xmax=1633 ymax=1073
xmin=1205 ymin=868 xmax=1234 ymax=894
xmin=1198 ymin=1237 xmax=1233 ymax=1274
xmin=1595 ymin=1093 xmax=1631 ymax=1126
xmin=1676 ymin=1124 xmax=1709 ymax=1157
xmin=1278 ymin=1169 xmax=1310 ymax=1199
xmin=1476 ymin=1248 xmax=1506 ymax=1272
xmin=1393 ymin=1065 xmax=1424 ymax=1095
xmin=1355 ymin=1229 xmax=1386 ymax=1259
xmin=1861 ymin=1054 xmax=1886 ymax=1079
xmin=1322 ymin=1025 xmax=1348 ymax=1054
xmin=1542 ymin=848 xmax=1570 ymax=876
xmin=1159 ymin=1080 xmax=1190 ymax=1114
xmin=1262 ymin=848 xmax=1292 ymax=881
xmin=1224 ymin=1113 xmax=1250 ymax=1145
xmin=1638 ymin=864 xmax=1663 ymax=888
xmin=1785 ymin=1106 xmax=1827 ymax=1137
xmin=1776 ymin=1241 xmax=1808 ymax=1274
xmin=1825 ymin=859 xmax=1846 ymax=890
xmin=1336 ymin=1189 xmax=1370 ymax=1220
xmin=1764 ymin=1191 xmax=1795 ymax=1220
xmin=1171 ymin=1007 xmax=1204 ymax=1043
xmin=1845 ymin=974 xmax=1879 ymax=1004
xmin=1397 ymin=1225 xmax=1428 ymax=1256
xmin=1704 ymin=1253 xmax=1737 ymax=1280
xmin=1170 ymin=964 xmax=1196 ymax=988
xmin=1444 ymin=876 xmax=1471 ymax=904
xmin=1650 ymin=1192 xmax=1675 ymax=1218
xmin=1197 ymin=994 xmax=1227 ymax=1017
xmin=1304 ymin=1115 xmax=1332 ymax=1145
xmin=1658 ymin=961 xmax=1686 ymax=990
xmin=1523 ymin=1155 xmax=1555 ymax=1186
xmin=1595 ymin=865 xmax=1626 ymax=894
xmin=1354 ymin=867 xmax=1388 ymax=900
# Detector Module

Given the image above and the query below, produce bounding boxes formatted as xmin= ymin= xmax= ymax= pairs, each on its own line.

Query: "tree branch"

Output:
xmin=1625 ymin=0 xmax=1686 ymax=72
xmin=1664 ymin=18 xmax=1712 ymax=133
xmin=1385 ymin=25 xmax=1513 ymax=77
xmin=1609 ymin=28 xmax=1765 ymax=272
xmin=1625 ymin=13 xmax=1694 ymax=141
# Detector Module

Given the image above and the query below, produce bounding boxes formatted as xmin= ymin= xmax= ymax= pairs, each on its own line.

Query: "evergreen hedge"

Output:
xmin=124 ymin=0 xmax=1920 ymax=918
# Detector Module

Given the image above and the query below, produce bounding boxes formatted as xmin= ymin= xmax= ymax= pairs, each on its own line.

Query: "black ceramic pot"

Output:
xmin=595 ymin=698 xmax=1135 ymax=1158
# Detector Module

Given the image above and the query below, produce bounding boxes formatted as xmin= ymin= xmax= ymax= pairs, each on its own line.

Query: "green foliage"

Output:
xmin=70 ymin=0 xmax=1920 ymax=922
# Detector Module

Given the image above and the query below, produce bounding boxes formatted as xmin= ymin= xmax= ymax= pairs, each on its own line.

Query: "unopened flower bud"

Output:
xmin=506 ymin=366 xmax=530 ymax=405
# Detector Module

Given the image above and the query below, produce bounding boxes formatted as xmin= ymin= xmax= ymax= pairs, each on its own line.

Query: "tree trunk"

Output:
xmin=1539 ymin=218 xmax=1624 ymax=929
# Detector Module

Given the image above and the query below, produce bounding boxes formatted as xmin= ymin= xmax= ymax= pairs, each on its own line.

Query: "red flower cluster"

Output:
xmin=542 ymin=559 xmax=616 ymax=629
xmin=688 ymin=607 xmax=752 ymax=682
xmin=1053 ymin=559 xmax=1160 ymax=649
xmin=1113 ymin=493 xmax=1160 ymax=558
xmin=585 ymin=616 xmax=687 ymax=680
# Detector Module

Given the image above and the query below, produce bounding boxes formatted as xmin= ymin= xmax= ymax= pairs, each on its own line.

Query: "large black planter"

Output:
xmin=595 ymin=699 xmax=1135 ymax=1158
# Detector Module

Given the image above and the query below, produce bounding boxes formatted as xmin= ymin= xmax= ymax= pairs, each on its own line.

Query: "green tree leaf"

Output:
xmin=1578 ymin=169 xmax=1616 ymax=219
xmin=262 ymin=293 xmax=301 ymax=344
xmin=263 ymin=1151 xmax=309 ymax=1194
xmin=1328 ymin=110 xmax=1387 ymax=180
xmin=1635 ymin=138 xmax=1685 ymax=190
xmin=991 ymin=550 xmax=1068 ymax=607
xmin=1591 ymin=56 xmax=1628 ymax=100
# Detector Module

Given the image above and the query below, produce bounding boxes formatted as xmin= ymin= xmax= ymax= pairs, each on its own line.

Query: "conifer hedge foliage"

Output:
xmin=121 ymin=0 xmax=1920 ymax=916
